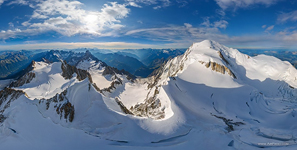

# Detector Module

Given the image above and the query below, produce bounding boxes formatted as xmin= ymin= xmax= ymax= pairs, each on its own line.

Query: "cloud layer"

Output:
xmin=0 ymin=42 xmax=159 ymax=50
xmin=1 ymin=0 xmax=297 ymax=49
xmin=1 ymin=0 xmax=130 ymax=39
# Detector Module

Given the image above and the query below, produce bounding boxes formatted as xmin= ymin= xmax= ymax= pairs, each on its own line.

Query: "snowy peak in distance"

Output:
xmin=77 ymin=50 xmax=103 ymax=64
xmin=183 ymin=40 xmax=297 ymax=86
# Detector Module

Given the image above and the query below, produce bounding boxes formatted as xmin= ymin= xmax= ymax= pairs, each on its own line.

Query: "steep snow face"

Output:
xmin=150 ymin=40 xmax=297 ymax=149
xmin=77 ymin=58 xmax=112 ymax=89
xmin=152 ymin=40 xmax=241 ymax=90
xmin=192 ymin=40 xmax=297 ymax=87
xmin=14 ymin=62 xmax=78 ymax=100
xmin=156 ymin=40 xmax=297 ymax=93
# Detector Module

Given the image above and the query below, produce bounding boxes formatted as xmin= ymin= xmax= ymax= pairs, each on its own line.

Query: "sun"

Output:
xmin=84 ymin=14 xmax=99 ymax=33
xmin=85 ymin=14 xmax=98 ymax=23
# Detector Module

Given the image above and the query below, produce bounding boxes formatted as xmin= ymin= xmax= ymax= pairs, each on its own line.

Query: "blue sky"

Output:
xmin=0 ymin=0 xmax=297 ymax=50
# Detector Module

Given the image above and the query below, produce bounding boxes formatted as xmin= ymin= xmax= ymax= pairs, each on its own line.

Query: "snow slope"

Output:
xmin=77 ymin=59 xmax=112 ymax=89
xmin=14 ymin=61 xmax=78 ymax=100
xmin=2 ymin=40 xmax=297 ymax=149
xmin=0 ymin=79 xmax=12 ymax=90
xmin=149 ymin=40 xmax=297 ymax=149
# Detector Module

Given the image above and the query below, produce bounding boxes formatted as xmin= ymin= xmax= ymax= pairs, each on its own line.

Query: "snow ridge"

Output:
xmin=1 ymin=41 xmax=297 ymax=149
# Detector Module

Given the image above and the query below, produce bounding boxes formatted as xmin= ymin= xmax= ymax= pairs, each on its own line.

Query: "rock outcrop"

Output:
xmin=203 ymin=61 xmax=236 ymax=79
xmin=0 ymin=88 xmax=25 ymax=123
xmin=9 ymin=72 xmax=36 ymax=87
xmin=9 ymin=61 xmax=36 ymax=87
xmin=39 ymin=90 xmax=75 ymax=122
xmin=61 ymin=61 xmax=91 ymax=81
xmin=126 ymin=47 xmax=192 ymax=120
xmin=115 ymin=98 xmax=133 ymax=115
xmin=103 ymin=66 xmax=135 ymax=81
xmin=100 ymin=75 xmax=123 ymax=93
xmin=130 ymin=86 xmax=165 ymax=120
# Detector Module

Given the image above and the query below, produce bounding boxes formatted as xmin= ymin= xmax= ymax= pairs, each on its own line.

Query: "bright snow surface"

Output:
xmin=2 ymin=40 xmax=297 ymax=149
xmin=14 ymin=62 xmax=78 ymax=100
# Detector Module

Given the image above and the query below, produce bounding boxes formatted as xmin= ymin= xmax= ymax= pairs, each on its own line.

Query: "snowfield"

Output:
xmin=1 ymin=40 xmax=297 ymax=149
xmin=14 ymin=61 xmax=78 ymax=100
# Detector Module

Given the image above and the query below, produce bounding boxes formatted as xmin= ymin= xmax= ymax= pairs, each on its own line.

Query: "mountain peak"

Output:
xmin=85 ymin=50 xmax=91 ymax=55
xmin=191 ymin=40 xmax=225 ymax=52
xmin=197 ymin=39 xmax=214 ymax=46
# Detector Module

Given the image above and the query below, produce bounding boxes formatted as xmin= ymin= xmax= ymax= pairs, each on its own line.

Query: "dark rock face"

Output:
xmin=39 ymin=90 xmax=75 ymax=122
xmin=9 ymin=61 xmax=36 ymax=87
xmin=102 ymin=66 xmax=135 ymax=81
xmin=203 ymin=61 xmax=236 ymax=79
xmin=218 ymin=51 xmax=230 ymax=65
xmin=9 ymin=72 xmax=35 ymax=87
xmin=57 ymin=101 xmax=75 ymax=122
xmin=100 ymin=75 xmax=123 ymax=93
xmin=61 ymin=61 xmax=90 ymax=81
xmin=126 ymin=48 xmax=191 ymax=120
xmin=130 ymin=86 xmax=165 ymax=120
xmin=0 ymin=88 xmax=25 ymax=110
xmin=115 ymin=98 xmax=133 ymax=115
xmin=101 ymin=80 xmax=122 ymax=93
xmin=0 ymin=88 xmax=25 ymax=123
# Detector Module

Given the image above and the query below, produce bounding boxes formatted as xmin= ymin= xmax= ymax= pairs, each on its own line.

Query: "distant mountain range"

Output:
xmin=239 ymin=49 xmax=297 ymax=68
xmin=0 ymin=50 xmax=45 ymax=79
xmin=0 ymin=48 xmax=186 ymax=80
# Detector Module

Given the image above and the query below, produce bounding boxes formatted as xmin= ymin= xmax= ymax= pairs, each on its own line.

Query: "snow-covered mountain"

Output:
xmin=1 ymin=40 xmax=297 ymax=149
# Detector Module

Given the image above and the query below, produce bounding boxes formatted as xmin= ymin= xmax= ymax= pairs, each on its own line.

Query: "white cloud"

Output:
xmin=265 ymin=25 xmax=274 ymax=32
xmin=201 ymin=18 xmax=228 ymax=29
xmin=153 ymin=5 xmax=162 ymax=9
xmin=262 ymin=25 xmax=266 ymax=28
xmin=214 ymin=20 xmax=228 ymax=29
xmin=125 ymin=21 xmax=297 ymax=49
xmin=126 ymin=0 xmax=158 ymax=5
xmin=277 ymin=10 xmax=297 ymax=23
xmin=125 ymin=20 xmax=229 ymax=44
xmin=125 ymin=22 xmax=229 ymax=44
xmin=184 ymin=23 xmax=192 ymax=28
xmin=126 ymin=0 xmax=170 ymax=9
xmin=128 ymin=1 xmax=142 ymax=7
xmin=281 ymin=31 xmax=297 ymax=42
xmin=215 ymin=0 xmax=280 ymax=10
xmin=0 ymin=0 xmax=5 ymax=6
xmin=0 ymin=42 xmax=160 ymax=50
xmin=7 ymin=0 xmax=28 ymax=5
xmin=0 ymin=0 xmax=130 ymax=39
xmin=176 ymin=0 xmax=188 ymax=7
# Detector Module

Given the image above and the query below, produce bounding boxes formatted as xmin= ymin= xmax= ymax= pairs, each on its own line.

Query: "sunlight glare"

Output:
xmin=84 ymin=14 xmax=98 ymax=33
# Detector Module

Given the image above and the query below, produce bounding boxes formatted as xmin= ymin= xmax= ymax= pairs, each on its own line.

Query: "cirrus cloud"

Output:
xmin=215 ymin=0 xmax=280 ymax=10
xmin=277 ymin=10 xmax=297 ymax=23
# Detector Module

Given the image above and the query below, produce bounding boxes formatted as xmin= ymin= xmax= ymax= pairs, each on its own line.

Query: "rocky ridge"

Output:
xmin=39 ymin=90 xmax=75 ymax=122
